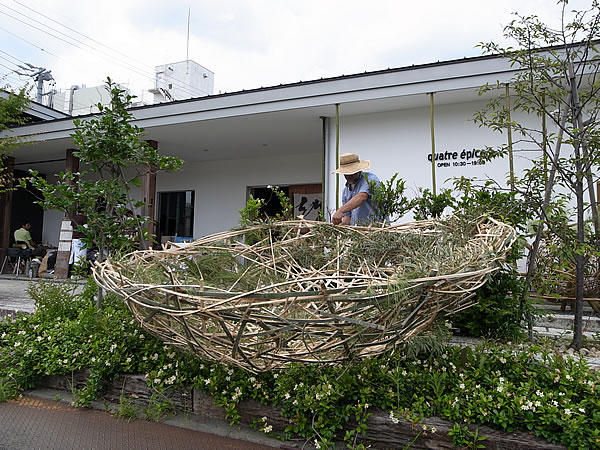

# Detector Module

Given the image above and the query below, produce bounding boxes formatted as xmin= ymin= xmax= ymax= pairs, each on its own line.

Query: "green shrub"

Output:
xmin=1 ymin=278 xmax=599 ymax=448
xmin=27 ymin=280 xmax=90 ymax=321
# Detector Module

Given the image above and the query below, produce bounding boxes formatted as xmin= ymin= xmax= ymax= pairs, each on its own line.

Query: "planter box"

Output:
xmin=38 ymin=373 xmax=565 ymax=449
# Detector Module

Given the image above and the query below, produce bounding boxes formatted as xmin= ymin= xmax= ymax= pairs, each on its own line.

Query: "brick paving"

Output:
xmin=0 ymin=395 xmax=274 ymax=450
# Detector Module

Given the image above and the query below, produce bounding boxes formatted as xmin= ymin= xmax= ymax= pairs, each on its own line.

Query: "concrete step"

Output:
xmin=534 ymin=302 xmax=596 ymax=315
xmin=534 ymin=313 xmax=600 ymax=333
xmin=533 ymin=325 xmax=598 ymax=339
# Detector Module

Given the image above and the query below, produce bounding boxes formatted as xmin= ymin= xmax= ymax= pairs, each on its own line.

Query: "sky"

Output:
xmin=0 ymin=0 xmax=594 ymax=104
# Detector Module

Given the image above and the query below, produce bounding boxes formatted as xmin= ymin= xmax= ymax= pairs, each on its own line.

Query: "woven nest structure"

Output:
xmin=94 ymin=218 xmax=516 ymax=372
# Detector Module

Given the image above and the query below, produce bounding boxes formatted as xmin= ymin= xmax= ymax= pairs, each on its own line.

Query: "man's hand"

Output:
xmin=332 ymin=209 xmax=344 ymax=225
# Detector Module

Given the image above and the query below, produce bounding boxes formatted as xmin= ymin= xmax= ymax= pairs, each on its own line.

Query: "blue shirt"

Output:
xmin=341 ymin=171 xmax=380 ymax=225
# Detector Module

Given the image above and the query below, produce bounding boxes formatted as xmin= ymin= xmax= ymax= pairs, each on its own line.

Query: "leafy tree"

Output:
xmin=366 ymin=173 xmax=415 ymax=223
xmin=26 ymin=78 xmax=183 ymax=306
xmin=475 ymin=1 xmax=600 ymax=348
xmin=0 ymin=87 xmax=30 ymax=192
xmin=412 ymin=187 xmax=454 ymax=220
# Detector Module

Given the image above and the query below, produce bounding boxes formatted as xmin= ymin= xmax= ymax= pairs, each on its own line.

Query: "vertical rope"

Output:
xmin=429 ymin=93 xmax=436 ymax=195
xmin=505 ymin=84 xmax=515 ymax=191
xmin=335 ymin=103 xmax=340 ymax=210
xmin=321 ymin=116 xmax=327 ymax=220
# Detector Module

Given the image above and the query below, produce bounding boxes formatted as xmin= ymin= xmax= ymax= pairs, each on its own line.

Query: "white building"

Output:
xmin=150 ymin=60 xmax=214 ymax=103
xmin=0 ymin=49 xmax=575 ymax=252
xmin=48 ymin=84 xmax=115 ymax=116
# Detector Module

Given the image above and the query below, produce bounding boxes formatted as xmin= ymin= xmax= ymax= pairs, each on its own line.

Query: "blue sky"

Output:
xmin=0 ymin=0 xmax=593 ymax=101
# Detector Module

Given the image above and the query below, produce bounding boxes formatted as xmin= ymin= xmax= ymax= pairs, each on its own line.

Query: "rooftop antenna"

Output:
xmin=186 ymin=6 xmax=191 ymax=74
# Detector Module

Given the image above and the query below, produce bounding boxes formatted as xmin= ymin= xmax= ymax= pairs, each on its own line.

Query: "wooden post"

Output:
xmin=142 ymin=140 xmax=158 ymax=248
xmin=54 ymin=149 xmax=79 ymax=279
xmin=0 ymin=156 xmax=15 ymax=249
xmin=0 ymin=156 xmax=14 ymax=271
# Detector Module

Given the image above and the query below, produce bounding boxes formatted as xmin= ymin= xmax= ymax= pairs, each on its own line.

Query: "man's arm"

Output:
xmin=332 ymin=192 xmax=368 ymax=224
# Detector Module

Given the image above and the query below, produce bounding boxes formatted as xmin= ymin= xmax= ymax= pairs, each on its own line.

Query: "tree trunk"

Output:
xmin=568 ymin=61 xmax=600 ymax=242
xmin=573 ymin=174 xmax=585 ymax=349
xmin=567 ymin=62 xmax=586 ymax=349
xmin=521 ymin=102 xmax=569 ymax=341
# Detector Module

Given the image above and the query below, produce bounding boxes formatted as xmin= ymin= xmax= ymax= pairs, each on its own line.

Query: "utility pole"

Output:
xmin=14 ymin=63 xmax=54 ymax=103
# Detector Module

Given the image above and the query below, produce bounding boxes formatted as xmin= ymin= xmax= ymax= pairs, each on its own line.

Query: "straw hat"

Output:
xmin=332 ymin=153 xmax=371 ymax=174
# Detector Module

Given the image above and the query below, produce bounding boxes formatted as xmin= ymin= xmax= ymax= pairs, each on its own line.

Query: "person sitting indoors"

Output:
xmin=14 ymin=220 xmax=45 ymax=258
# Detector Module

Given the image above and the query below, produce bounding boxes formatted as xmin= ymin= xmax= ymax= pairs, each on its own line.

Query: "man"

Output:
xmin=332 ymin=153 xmax=381 ymax=225
xmin=14 ymin=220 xmax=41 ymax=251
xmin=13 ymin=220 xmax=45 ymax=273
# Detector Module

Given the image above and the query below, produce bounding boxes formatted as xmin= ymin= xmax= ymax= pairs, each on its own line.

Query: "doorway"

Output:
xmin=247 ymin=183 xmax=322 ymax=220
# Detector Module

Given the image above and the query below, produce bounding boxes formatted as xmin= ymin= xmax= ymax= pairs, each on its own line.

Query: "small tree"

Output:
xmin=27 ymin=78 xmax=182 ymax=306
xmin=475 ymin=1 xmax=600 ymax=348
xmin=0 ymin=87 xmax=30 ymax=192
xmin=366 ymin=173 xmax=415 ymax=223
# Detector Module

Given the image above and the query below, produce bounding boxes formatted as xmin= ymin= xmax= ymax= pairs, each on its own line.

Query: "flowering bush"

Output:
xmin=0 ymin=280 xmax=598 ymax=449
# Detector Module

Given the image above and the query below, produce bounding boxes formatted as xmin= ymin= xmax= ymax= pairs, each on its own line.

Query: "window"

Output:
xmin=158 ymin=191 xmax=194 ymax=240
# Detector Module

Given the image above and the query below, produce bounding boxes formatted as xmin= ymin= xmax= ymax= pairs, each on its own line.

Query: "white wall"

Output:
xmin=157 ymin=152 xmax=322 ymax=237
xmin=326 ymin=97 xmax=545 ymax=220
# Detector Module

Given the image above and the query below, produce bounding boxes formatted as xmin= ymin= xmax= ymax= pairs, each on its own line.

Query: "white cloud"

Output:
xmin=0 ymin=0 xmax=595 ymax=99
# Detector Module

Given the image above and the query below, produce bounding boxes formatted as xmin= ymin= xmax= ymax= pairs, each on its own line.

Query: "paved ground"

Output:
xmin=0 ymin=393 xmax=276 ymax=450
xmin=0 ymin=274 xmax=41 ymax=314
xmin=0 ymin=277 xmax=293 ymax=449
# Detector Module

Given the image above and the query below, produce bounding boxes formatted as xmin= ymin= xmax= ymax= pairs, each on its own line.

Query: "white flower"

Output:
xmin=578 ymin=408 xmax=585 ymax=413
xmin=36 ymin=336 xmax=42 ymax=342
xmin=314 ymin=439 xmax=321 ymax=449
xmin=497 ymin=386 xmax=503 ymax=393
xmin=292 ymin=399 xmax=298 ymax=406
xmin=564 ymin=408 xmax=572 ymax=416
xmin=204 ymin=378 xmax=211 ymax=385
xmin=151 ymin=353 xmax=158 ymax=361
xmin=13 ymin=341 xmax=20 ymax=348
xmin=535 ymin=390 xmax=544 ymax=397
xmin=126 ymin=357 xmax=132 ymax=363
xmin=154 ymin=378 xmax=161 ymax=384
xmin=263 ymin=425 xmax=272 ymax=433
xmin=105 ymin=361 xmax=111 ymax=366
xmin=459 ymin=383 xmax=465 ymax=389
xmin=284 ymin=393 xmax=290 ymax=400
xmin=552 ymin=400 xmax=559 ymax=407
xmin=401 ymin=370 xmax=407 ymax=376
xmin=17 ymin=330 xmax=25 ymax=335
xmin=566 ymin=374 xmax=573 ymax=381
xmin=91 ymin=357 xmax=96 ymax=362
xmin=0 ymin=332 xmax=5 ymax=338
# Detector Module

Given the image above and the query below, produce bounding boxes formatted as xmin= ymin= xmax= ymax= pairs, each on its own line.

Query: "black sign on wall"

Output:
xmin=427 ymin=149 xmax=486 ymax=168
